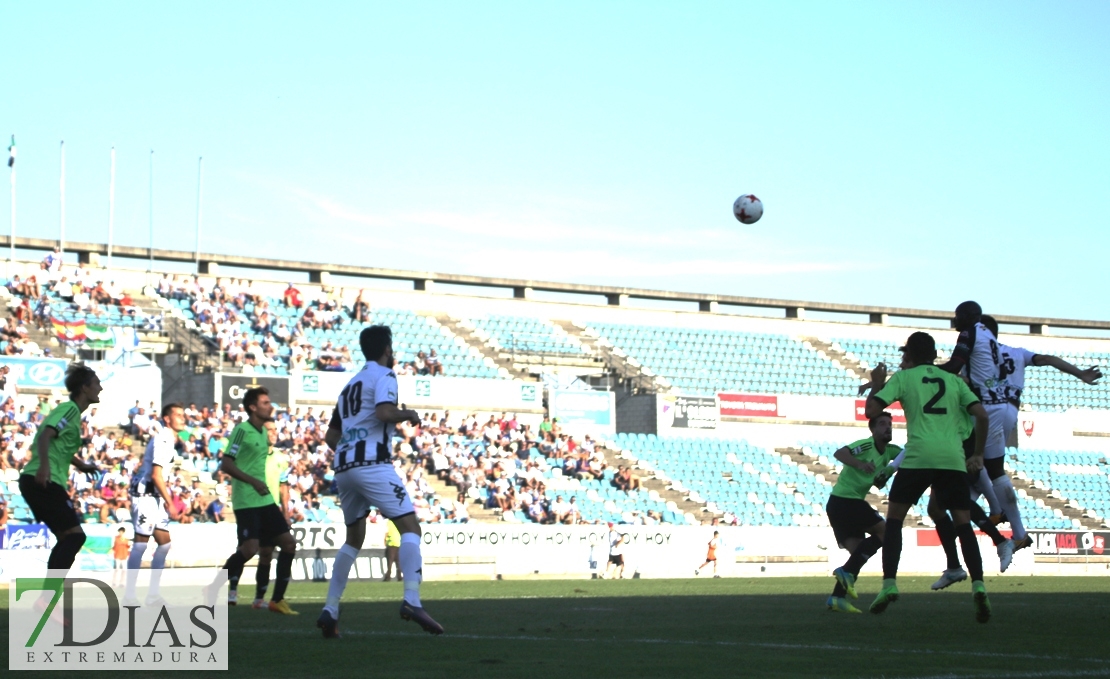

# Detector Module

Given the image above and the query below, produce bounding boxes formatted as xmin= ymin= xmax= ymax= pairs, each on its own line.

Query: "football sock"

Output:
xmin=992 ymin=475 xmax=1026 ymax=540
xmin=844 ymin=535 xmax=882 ymax=575
xmin=324 ymin=544 xmax=359 ymax=617
xmin=969 ymin=504 xmax=1007 ymax=546
xmin=956 ymin=522 xmax=985 ymax=582
xmin=124 ymin=541 xmax=149 ymax=600
xmin=255 ymin=558 xmax=271 ymax=601
xmin=976 ymin=469 xmax=1001 ymax=516
xmin=930 ymin=506 xmax=963 ymax=571
xmin=271 ymin=550 xmax=295 ymax=603
xmin=224 ymin=551 xmax=248 ymax=593
xmin=831 ymin=536 xmax=881 ymax=598
xmin=881 ymin=519 xmax=904 ymax=580
xmin=48 ymin=532 xmax=86 ymax=570
xmin=149 ymin=543 xmax=172 ymax=599
xmin=400 ymin=533 xmax=423 ymax=607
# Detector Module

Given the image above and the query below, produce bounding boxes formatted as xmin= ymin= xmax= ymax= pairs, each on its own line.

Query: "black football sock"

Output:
xmin=224 ymin=551 xmax=248 ymax=592
xmin=970 ymin=503 xmax=1007 ymax=546
xmin=844 ymin=535 xmax=882 ymax=576
xmin=47 ymin=532 xmax=86 ymax=570
xmin=931 ymin=509 xmax=962 ymax=571
xmin=271 ymin=550 xmax=295 ymax=602
xmin=956 ymin=522 xmax=985 ymax=582
xmin=881 ymin=519 xmax=903 ymax=580
xmin=255 ymin=559 xmax=271 ymax=601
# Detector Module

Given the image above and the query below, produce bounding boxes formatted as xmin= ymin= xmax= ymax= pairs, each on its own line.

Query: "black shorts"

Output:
xmin=608 ymin=554 xmax=624 ymax=566
xmin=18 ymin=475 xmax=81 ymax=536
xmin=826 ymin=495 xmax=883 ymax=548
xmin=233 ymin=504 xmax=290 ymax=545
xmin=983 ymin=456 xmax=1005 ymax=481
xmin=889 ymin=468 xmax=971 ymax=511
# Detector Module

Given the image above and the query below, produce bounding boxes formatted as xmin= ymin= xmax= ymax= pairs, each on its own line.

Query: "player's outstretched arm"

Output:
xmin=1034 ymin=354 xmax=1103 ymax=385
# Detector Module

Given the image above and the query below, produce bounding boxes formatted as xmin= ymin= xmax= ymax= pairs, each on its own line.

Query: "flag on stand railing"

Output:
xmin=51 ymin=316 xmax=87 ymax=344
xmin=86 ymin=323 xmax=114 ymax=349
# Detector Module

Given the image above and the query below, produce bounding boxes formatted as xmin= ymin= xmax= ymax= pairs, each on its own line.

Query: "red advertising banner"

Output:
xmin=855 ymin=399 xmax=906 ymax=423
xmin=719 ymin=393 xmax=779 ymax=418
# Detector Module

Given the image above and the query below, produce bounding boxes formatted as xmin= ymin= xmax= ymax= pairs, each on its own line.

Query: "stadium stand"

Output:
xmin=585 ymin=323 xmax=860 ymax=397
xmin=2 ymin=246 xmax=1109 ymax=534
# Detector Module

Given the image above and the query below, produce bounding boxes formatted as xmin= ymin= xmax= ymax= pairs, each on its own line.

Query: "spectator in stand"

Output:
xmin=351 ymin=290 xmax=370 ymax=323
xmin=426 ymin=349 xmax=444 ymax=376
xmin=205 ymin=495 xmax=225 ymax=523
xmin=42 ymin=246 xmax=63 ymax=273
xmin=613 ymin=465 xmax=642 ymax=492
xmin=282 ymin=283 xmax=304 ymax=309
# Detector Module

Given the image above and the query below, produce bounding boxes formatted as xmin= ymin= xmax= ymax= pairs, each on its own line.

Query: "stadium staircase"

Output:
xmin=432 ymin=314 xmax=535 ymax=381
xmin=599 ymin=443 xmax=717 ymax=521
xmin=555 ymin=320 xmax=671 ymax=394
xmin=422 ymin=473 xmax=502 ymax=522
xmin=1009 ymin=473 xmax=1100 ymax=530
xmin=802 ymin=337 xmax=869 ymax=383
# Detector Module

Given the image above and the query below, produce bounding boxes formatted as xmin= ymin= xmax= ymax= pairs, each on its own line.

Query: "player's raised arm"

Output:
xmin=863 ymin=364 xmax=891 ymax=419
xmin=1033 ymin=354 xmax=1103 ymax=385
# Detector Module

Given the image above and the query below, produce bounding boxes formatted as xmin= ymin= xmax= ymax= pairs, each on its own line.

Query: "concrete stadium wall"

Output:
xmin=6 ymin=523 xmax=1107 ymax=582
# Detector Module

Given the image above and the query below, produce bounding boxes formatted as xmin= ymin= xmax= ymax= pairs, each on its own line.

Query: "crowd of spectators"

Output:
xmin=155 ymin=275 xmax=447 ymax=377
xmin=1 ymin=247 xmax=163 ymax=344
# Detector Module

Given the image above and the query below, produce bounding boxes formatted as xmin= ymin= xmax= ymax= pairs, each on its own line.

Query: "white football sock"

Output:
xmin=992 ymin=475 xmax=1026 ymax=540
xmin=324 ymin=544 xmax=359 ymax=617
xmin=399 ymin=533 xmax=422 ymax=607
xmin=125 ymin=541 xmax=150 ymax=600
xmin=148 ymin=543 xmax=172 ymax=600
xmin=976 ymin=469 xmax=1001 ymax=515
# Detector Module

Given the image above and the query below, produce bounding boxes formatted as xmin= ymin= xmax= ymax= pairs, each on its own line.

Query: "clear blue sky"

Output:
xmin=5 ymin=2 xmax=1109 ymax=320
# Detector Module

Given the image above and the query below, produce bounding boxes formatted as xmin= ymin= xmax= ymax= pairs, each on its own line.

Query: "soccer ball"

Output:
xmin=732 ymin=194 xmax=763 ymax=224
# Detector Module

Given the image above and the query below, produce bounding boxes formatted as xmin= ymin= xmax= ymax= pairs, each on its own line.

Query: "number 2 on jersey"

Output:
xmin=921 ymin=377 xmax=947 ymax=415
xmin=339 ymin=382 xmax=363 ymax=419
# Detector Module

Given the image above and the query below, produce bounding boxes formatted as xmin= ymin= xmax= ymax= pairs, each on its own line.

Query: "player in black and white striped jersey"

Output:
xmin=315 ymin=325 xmax=444 ymax=638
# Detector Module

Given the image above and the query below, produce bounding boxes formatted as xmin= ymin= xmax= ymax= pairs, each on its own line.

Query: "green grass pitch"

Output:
xmin=5 ymin=576 xmax=1110 ymax=678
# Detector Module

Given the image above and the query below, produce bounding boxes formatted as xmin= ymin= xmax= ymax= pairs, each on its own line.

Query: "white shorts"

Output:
xmin=131 ymin=495 xmax=170 ymax=536
xmin=983 ymin=403 xmax=1017 ymax=460
xmin=335 ymin=465 xmax=415 ymax=525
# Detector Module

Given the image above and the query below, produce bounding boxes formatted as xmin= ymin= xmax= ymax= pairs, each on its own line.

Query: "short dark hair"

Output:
xmin=162 ymin=402 xmax=184 ymax=417
xmin=981 ymin=314 xmax=999 ymax=339
xmin=243 ymin=387 xmax=269 ymax=412
xmin=868 ymin=411 xmax=893 ymax=430
xmin=359 ymin=325 xmax=392 ymax=361
xmin=64 ymin=364 xmax=98 ymax=396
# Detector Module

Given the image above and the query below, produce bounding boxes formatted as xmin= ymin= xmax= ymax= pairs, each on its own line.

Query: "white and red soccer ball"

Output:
xmin=732 ymin=194 xmax=763 ymax=224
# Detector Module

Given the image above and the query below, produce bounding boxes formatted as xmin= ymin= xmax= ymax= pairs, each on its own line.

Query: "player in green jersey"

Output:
xmin=865 ymin=332 xmax=992 ymax=623
xmin=205 ymin=387 xmax=299 ymax=615
xmin=19 ymin=364 xmax=102 ymax=576
xmin=251 ymin=420 xmax=292 ymax=609
xmin=824 ymin=412 xmax=903 ymax=613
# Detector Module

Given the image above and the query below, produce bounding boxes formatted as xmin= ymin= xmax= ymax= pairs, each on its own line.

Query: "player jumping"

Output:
xmin=824 ymin=412 xmax=902 ymax=613
xmin=316 ymin=326 xmax=443 ymax=638
xmin=866 ymin=332 xmax=992 ymax=623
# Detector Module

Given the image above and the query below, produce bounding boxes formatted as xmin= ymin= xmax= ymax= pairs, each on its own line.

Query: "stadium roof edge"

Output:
xmin=5 ymin=235 xmax=1106 ymax=334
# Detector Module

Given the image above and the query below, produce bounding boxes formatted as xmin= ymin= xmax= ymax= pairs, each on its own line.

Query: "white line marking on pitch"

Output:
xmin=890 ymin=670 xmax=1110 ymax=679
xmin=234 ymin=628 xmax=1110 ymax=666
